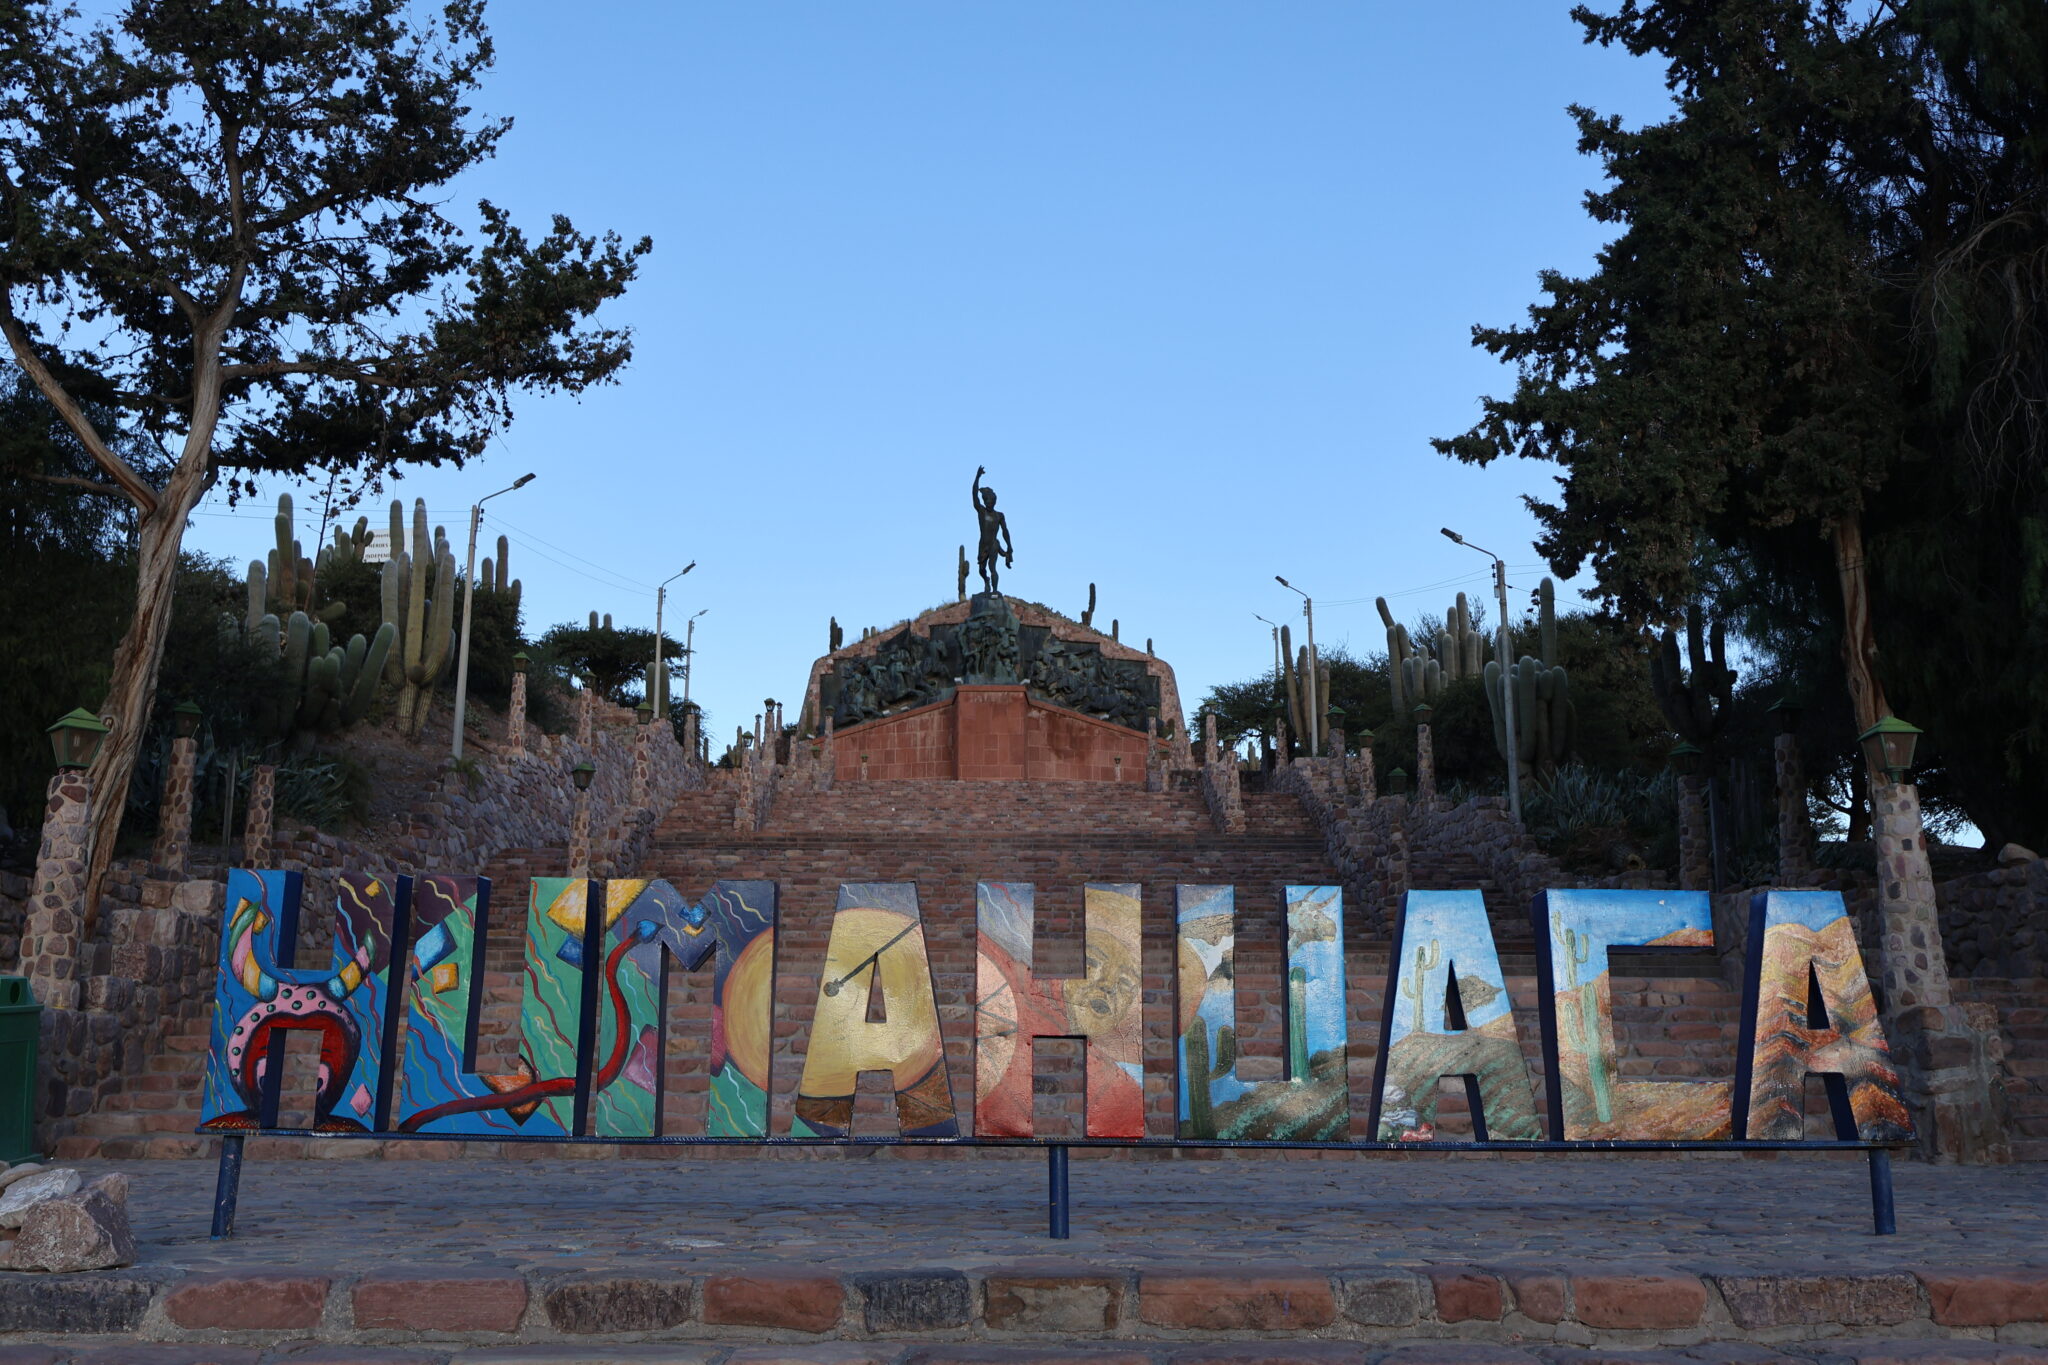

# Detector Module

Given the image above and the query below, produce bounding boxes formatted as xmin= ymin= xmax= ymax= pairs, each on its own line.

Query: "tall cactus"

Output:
xmin=1483 ymin=575 xmax=1575 ymax=784
xmin=1279 ymin=625 xmax=1303 ymax=742
xmin=246 ymin=492 xmax=347 ymax=626
xmin=1287 ymin=966 xmax=1310 ymax=1078
xmin=1399 ymin=939 xmax=1443 ymax=1036
xmin=1650 ymin=608 xmax=1736 ymax=757
xmin=1559 ymin=926 xmax=1612 ymax=1123
xmin=380 ymin=497 xmax=457 ymax=739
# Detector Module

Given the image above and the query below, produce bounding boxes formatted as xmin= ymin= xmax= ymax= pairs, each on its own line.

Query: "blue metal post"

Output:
xmin=210 ymin=1134 xmax=245 ymax=1240
xmin=1868 ymin=1147 xmax=1896 ymax=1236
xmin=1047 ymin=1144 xmax=1070 ymax=1239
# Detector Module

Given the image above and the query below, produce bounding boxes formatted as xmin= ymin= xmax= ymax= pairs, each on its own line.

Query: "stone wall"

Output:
xmin=1930 ymin=853 xmax=2048 ymax=979
xmin=36 ymin=877 xmax=221 ymax=1147
xmin=0 ymin=870 xmax=25 ymax=971
xmin=832 ymin=685 xmax=1152 ymax=783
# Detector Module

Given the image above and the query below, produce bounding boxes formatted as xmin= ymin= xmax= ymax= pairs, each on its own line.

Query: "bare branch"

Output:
xmin=0 ymin=294 xmax=161 ymax=515
xmin=27 ymin=472 xmax=131 ymax=499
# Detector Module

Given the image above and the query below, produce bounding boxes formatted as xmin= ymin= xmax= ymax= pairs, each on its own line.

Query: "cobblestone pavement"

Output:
xmin=100 ymin=1151 xmax=2048 ymax=1275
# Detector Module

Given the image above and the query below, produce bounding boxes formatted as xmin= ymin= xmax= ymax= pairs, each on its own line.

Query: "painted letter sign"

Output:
xmin=199 ymin=872 xmax=1910 ymax=1147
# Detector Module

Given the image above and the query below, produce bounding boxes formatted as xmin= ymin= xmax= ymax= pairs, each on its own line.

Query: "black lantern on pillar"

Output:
xmin=571 ymin=761 xmax=596 ymax=792
xmin=47 ymin=708 xmax=109 ymax=771
xmin=1387 ymin=767 xmax=1409 ymax=795
xmin=636 ymin=701 xmax=653 ymax=726
xmin=1859 ymin=717 xmax=1922 ymax=785
xmin=512 ymin=651 xmax=531 ymax=675
xmin=1354 ymin=725 xmax=1374 ymax=746
xmin=1767 ymin=695 xmax=1802 ymax=737
xmin=172 ymin=700 xmax=203 ymax=740
xmin=1412 ymin=701 xmax=1434 ymax=727
xmin=1667 ymin=740 xmax=1704 ymax=778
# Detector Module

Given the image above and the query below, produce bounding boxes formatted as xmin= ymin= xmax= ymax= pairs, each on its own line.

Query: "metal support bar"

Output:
xmin=210 ymin=1134 xmax=245 ymax=1240
xmin=1047 ymin=1143 xmax=1070 ymax=1240
xmin=1868 ymin=1146 xmax=1896 ymax=1236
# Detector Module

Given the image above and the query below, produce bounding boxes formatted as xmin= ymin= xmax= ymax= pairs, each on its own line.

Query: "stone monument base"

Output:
xmin=836 ymin=685 xmax=1147 ymax=782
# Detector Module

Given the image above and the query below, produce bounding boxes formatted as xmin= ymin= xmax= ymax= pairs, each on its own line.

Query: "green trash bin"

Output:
xmin=0 ymin=976 xmax=42 ymax=1164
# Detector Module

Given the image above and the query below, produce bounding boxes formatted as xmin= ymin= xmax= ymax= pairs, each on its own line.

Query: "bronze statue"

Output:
xmin=971 ymin=465 xmax=1013 ymax=594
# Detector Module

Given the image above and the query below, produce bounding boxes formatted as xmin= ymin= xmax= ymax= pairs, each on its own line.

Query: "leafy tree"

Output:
xmin=0 ymin=0 xmax=650 ymax=903
xmin=533 ymin=619 xmax=680 ymax=707
xmin=1435 ymin=0 xmax=2048 ymax=846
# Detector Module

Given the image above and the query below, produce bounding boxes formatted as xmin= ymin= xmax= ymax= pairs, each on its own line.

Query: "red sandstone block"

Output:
xmin=352 ymin=1271 xmax=529 ymax=1332
xmin=1915 ymin=1268 xmax=2048 ymax=1326
xmin=1139 ymin=1271 xmax=1334 ymax=1330
xmin=1568 ymin=1270 xmax=1706 ymax=1330
xmin=703 ymin=1270 xmax=844 ymax=1332
xmin=983 ymin=1268 xmax=1125 ymax=1333
xmin=1495 ymin=1267 xmax=1567 ymax=1323
xmin=1425 ymin=1266 xmax=1504 ymax=1322
xmin=164 ymin=1271 xmax=330 ymax=1330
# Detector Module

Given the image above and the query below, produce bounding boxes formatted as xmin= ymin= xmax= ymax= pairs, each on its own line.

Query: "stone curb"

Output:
xmin=1 ymin=1265 xmax=2047 ymax=1351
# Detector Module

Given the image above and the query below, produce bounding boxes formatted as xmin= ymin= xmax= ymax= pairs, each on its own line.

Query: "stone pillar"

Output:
xmin=243 ymin=764 xmax=276 ymax=868
xmin=859 ymin=752 xmax=870 ymax=782
xmin=1356 ymin=746 xmax=1377 ymax=805
xmin=1678 ymin=775 xmax=1711 ymax=892
xmin=1145 ymin=715 xmax=1165 ymax=793
xmin=1327 ymin=726 xmax=1347 ymax=795
xmin=508 ymin=672 xmax=528 ymax=755
xmin=151 ymin=735 xmax=197 ymax=877
xmin=631 ymin=721 xmax=652 ymax=809
xmin=816 ymin=715 xmax=835 ymax=792
xmin=1415 ymin=723 xmax=1437 ymax=809
xmin=1773 ymin=732 xmax=1811 ymax=882
xmin=1872 ymin=780 xmax=2006 ymax=1163
xmin=576 ymin=687 xmax=594 ymax=745
xmin=25 ymin=770 xmax=91 ymax=1010
xmin=684 ymin=709 xmax=700 ymax=768
xmin=568 ymin=790 xmax=592 ymax=878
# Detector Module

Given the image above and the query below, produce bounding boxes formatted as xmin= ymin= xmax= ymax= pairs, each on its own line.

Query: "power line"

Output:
xmin=488 ymin=513 xmax=655 ymax=594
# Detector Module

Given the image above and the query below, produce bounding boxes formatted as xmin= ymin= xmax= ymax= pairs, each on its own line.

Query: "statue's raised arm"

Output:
xmin=972 ymin=464 xmax=986 ymax=509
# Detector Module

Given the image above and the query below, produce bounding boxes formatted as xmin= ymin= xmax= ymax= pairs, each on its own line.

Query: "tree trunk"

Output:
xmin=1830 ymin=511 xmax=1891 ymax=741
xmin=80 ymin=458 xmax=213 ymax=930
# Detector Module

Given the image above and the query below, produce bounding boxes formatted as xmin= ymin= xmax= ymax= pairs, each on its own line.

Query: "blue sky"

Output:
xmin=185 ymin=3 xmax=1675 ymax=745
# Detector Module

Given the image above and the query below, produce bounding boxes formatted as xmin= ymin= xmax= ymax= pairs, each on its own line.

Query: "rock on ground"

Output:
xmin=0 ymin=1168 xmax=80 ymax=1228
xmin=3 ymin=1174 xmax=135 ymax=1272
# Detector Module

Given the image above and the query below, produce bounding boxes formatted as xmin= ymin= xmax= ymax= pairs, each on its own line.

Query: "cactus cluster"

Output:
xmin=1483 ymin=577 xmax=1576 ymax=783
xmin=239 ymin=494 xmax=399 ymax=745
xmin=380 ymin=498 xmax=458 ymax=739
xmin=1379 ymin=592 xmax=1485 ymax=712
xmin=1649 ymin=610 xmax=1735 ymax=756
xmin=475 ymin=533 xmax=522 ymax=611
xmin=250 ymin=610 xmax=396 ymax=745
xmin=245 ymin=493 xmax=348 ymax=627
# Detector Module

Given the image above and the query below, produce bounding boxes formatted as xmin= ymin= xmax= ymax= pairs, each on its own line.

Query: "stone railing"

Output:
xmin=1927 ymin=852 xmax=2048 ymax=979
xmin=1194 ymin=715 xmax=1245 ymax=834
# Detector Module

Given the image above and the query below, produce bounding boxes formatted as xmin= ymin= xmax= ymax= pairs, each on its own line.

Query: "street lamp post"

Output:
xmin=1274 ymin=577 xmax=1319 ymax=757
xmin=1441 ymin=528 xmax=1520 ymax=823
xmin=451 ymin=473 xmax=536 ymax=761
xmin=652 ymin=562 xmax=696 ymax=719
xmin=680 ymin=609 xmax=708 ymax=709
